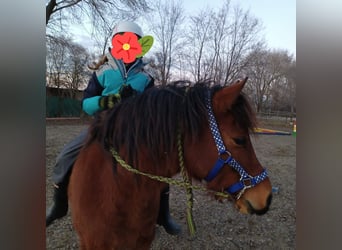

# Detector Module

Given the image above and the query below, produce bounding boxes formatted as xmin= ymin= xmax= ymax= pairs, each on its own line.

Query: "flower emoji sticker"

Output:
xmin=111 ymin=32 xmax=142 ymax=63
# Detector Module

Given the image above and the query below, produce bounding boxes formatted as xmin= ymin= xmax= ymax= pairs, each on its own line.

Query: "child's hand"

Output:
xmin=119 ymin=84 xmax=137 ymax=99
xmin=99 ymin=94 xmax=121 ymax=109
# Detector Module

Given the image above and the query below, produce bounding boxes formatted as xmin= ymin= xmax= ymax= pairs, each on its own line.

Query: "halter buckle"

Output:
xmin=241 ymin=176 xmax=253 ymax=189
xmin=235 ymin=176 xmax=254 ymax=200
xmin=218 ymin=150 xmax=231 ymax=162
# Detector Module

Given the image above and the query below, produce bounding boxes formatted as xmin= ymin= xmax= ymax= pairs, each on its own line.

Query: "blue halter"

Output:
xmin=204 ymin=91 xmax=268 ymax=199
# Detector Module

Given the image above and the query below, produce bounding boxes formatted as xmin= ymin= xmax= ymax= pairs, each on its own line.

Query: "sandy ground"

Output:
xmin=46 ymin=119 xmax=296 ymax=249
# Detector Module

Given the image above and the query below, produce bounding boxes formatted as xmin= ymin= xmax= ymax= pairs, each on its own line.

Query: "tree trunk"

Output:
xmin=46 ymin=0 xmax=57 ymax=25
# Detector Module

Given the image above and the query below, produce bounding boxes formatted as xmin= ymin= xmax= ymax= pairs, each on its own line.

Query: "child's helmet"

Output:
xmin=112 ymin=21 xmax=144 ymax=38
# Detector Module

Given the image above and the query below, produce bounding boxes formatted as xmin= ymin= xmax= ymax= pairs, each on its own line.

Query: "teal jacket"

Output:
xmin=82 ymin=51 xmax=154 ymax=115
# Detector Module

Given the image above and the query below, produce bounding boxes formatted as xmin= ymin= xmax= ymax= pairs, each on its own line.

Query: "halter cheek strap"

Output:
xmin=204 ymin=91 xmax=268 ymax=199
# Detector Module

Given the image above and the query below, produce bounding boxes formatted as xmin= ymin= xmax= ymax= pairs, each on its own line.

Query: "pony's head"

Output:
xmin=184 ymin=78 xmax=272 ymax=215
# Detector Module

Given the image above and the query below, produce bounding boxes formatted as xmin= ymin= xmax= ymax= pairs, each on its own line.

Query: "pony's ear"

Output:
xmin=212 ymin=77 xmax=248 ymax=113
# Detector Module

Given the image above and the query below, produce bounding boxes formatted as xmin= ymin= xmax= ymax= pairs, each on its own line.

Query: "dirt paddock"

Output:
xmin=46 ymin=118 xmax=296 ymax=249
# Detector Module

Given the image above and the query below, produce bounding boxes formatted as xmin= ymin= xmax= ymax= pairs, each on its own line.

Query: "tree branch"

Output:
xmin=46 ymin=0 xmax=83 ymax=25
xmin=46 ymin=0 xmax=57 ymax=25
xmin=53 ymin=0 xmax=83 ymax=14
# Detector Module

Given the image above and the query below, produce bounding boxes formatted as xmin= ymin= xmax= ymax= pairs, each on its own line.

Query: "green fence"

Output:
xmin=46 ymin=96 xmax=82 ymax=117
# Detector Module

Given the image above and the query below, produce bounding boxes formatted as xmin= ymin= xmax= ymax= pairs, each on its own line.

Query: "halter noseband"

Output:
xmin=204 ymin=91 xmax=268 ymax=200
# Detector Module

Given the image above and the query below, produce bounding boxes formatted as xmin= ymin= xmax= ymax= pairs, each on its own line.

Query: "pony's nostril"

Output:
xmin=248 ymin=193 xmax=272 ymax=215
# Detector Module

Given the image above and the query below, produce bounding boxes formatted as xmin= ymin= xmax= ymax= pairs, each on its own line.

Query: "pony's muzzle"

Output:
xmin=235 ymin=193 xmax=272 ymax=215
xmin=249 ymin=193 xmax=272 ymax=215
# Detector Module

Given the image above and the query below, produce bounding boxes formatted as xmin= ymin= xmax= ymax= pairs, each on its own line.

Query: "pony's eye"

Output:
xmin=233 ymin=137 xmax=247 ymax=146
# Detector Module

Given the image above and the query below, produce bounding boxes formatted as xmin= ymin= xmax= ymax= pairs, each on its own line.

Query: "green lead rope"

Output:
xmin=110 ymin=132 xmax=231 ymax=237
xmin=177 ymin=131 xmax=196 ymax=236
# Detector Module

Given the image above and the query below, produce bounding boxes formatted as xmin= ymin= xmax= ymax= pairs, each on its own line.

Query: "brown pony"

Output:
xmin=69 ymin=78 xmax=272 ymax=249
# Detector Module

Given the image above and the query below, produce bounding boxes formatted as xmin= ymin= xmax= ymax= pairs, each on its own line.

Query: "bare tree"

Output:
xmin=185 ymin=0 xmax=262 ymax=85
xmin=221 ymin=6 xmax=261 ymax=85
xmin=90 ymin=18 xmax=119 ymax=56
xmin=46 ymin=0 xmax=152 ymax=56
xmin=207 ymin=2 xmax=229 ymax=84
xmin=144 ymin=54 xmax=163 ymax=83
xmin=243 ymin=47 xmax=295 ymax=112
xmin=186 ymin=9 xmax=214 ymax=82
xmin=46 ymin=35 xmax=91 ymax=96
xmin=46 ymin=0 xmax=150 ymax=26
xmin=271 ymin=59 xmax=296 ymax=112
xmin=46 ymin=35 xmax=70 ymax=91
xmin=286 ymin=60 xmax=296 ymax=113
xmin=145 ymin=0 xmax=185 ymax=85
xmin=64 ymin=42 xmax=91 ymax=96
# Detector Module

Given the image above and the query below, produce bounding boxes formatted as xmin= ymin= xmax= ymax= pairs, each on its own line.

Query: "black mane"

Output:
xmin=87 ymin=80 xmax=256 ymax=168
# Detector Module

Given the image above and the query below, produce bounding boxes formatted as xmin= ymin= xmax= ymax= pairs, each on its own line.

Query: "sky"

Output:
xmin=70 ymin=0 xmax=296 ymax=57
xmin=182 ymin=0 xmax=296 ymax=56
